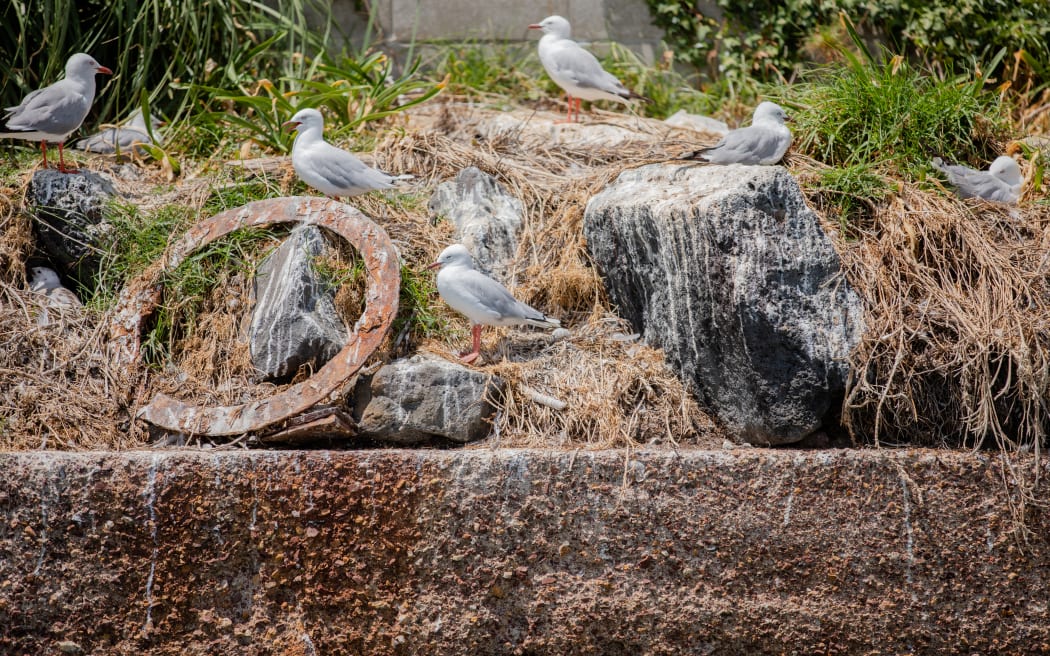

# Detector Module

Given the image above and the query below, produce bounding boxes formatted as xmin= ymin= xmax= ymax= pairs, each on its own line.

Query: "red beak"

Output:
xmin=96 ymin=65 xmax=113 ymax=75
xmin=427 ymin=261 xmax=441 ymax=270
xmin=282 ymin=120 xmax=300 ymax=132
xmin=528 ymin=24 xmax=542 ymax=29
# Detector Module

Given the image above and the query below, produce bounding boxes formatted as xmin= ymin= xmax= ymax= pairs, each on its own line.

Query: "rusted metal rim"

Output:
xmin=111 ymin=197 xmax=399 ymax=437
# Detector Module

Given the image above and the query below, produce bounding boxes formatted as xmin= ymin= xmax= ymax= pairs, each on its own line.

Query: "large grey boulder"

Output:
xmin=584 ymin=164 xmax=865 ymax=445
xmin=28 ymin=169 xmax=116 ymax=278
xmin=429 ymin=167 xmax=522 ymax=281
xmin=249 ymin=225 xmax=347 ymax=380
xmin=352 ymin=354 xmax=502 ymax=444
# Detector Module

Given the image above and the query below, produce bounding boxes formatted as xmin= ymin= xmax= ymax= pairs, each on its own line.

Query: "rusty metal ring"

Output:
xmin=110 ymin=197 xmax=399 ymax=436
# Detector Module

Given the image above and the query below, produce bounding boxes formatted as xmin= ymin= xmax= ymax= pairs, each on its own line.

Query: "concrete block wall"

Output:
xmin=330 ymin=0 xmax=666 ymax=62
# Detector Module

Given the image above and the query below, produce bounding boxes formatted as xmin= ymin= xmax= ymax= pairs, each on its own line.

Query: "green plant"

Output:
xmin=645 ymin=0 xmax=1050 ymax=93
xmin=0 ymin=0 xmax=333 ymax=124
xmin=779 ymin=21 xmax=1013 ymax=181
xmin=429 ymin=41 xmax=548 ymax=103
xmin=197 ymin=52 xmax=446 ymax=154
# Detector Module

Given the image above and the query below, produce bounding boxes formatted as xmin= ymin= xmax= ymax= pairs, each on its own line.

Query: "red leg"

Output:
xmin=556 ymin=94 xmax=576 ymax=124
xmin=573 ymin=97 xmax=582 ymax=122
xmin=39 ymin=141 xmax=49 ymax=169
xmin=460 ymin=324 xmax=482 ymax=363
xmin=56 ymin=142 xmax=78 ymax=174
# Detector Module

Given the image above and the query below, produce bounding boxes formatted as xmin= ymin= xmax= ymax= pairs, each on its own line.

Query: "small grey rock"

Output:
xmin=249 ymin=225 xmax=347 ymax=380
xmin=352 ymin=354 xmax=503 ymax=444
xmin=429 ymin=167 xmax=523 ymax=282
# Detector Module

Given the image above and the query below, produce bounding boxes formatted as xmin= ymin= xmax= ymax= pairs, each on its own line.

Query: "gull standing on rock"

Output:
xmin=529 ymin=15 xmax=649 ymax=122
xmin=682 ymin=101 xmax=792 ymax=165
xmin=429 ymin=244 xmax=561 ymax=364
xmin=930 ymin=155 xmax=1022 ymax=204
xmin=1 ymin=53 xmax=113 ymax=173
xmin=282 ymin=108 xmax=411 ymax=199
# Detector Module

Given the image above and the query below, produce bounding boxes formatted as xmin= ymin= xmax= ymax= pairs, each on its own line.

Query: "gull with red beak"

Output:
xmin=1 ymin=53 xmax=113 ymax=173
xmin=528 ymin=15 xmax=649 ymax=122
xmin=429 ymin=244 xmax=560 ymax=364
xmin=281 ymin=107 xmax=411 ymax=199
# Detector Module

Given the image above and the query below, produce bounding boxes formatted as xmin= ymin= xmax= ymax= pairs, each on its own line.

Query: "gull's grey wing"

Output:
xmin=547 ymin=44 xmax=628 ymax=97
xmin=950 ymin=172 xmax=1014 ymax=201
xmin=4 ymin=80 xmax=89 ymax=135
xmin=701 ymin=125 xmax=784 ymax=164
xmin=932 ymin=160 xmax=1013 ymax=201
xmin=312 ymin=144 xmax=395 ymax=193
xmin=456 ymin=269 xmax=554 ymax=326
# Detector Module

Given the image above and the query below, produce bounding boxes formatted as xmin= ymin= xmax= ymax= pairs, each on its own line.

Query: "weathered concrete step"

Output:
xmin=0 ymin=449 xmax=1047 ymax=654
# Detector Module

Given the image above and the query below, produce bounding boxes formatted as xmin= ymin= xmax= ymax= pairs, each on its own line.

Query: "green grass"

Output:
xmin=770 ymin=22 xmax=1014 ymax=220
xmin=0 ymin=0 xmax=332 ymax=124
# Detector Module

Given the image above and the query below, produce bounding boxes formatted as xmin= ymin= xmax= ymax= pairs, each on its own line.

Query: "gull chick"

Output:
xmin=682 ymin=101 xmax=792 ymax=165
xmin=282 ymin=108 xmax=411 ymax=199
xmin=76 ymin=108 xmax=161 ymax=155
xmin=930 ymin=155 xmax=1022 ymax=204
xmin=429 ymin=244 xmax=560 ymax=364
xmin=529 ymin=15 xmax=649 ymax=122
xmin=29 ymin=266 xmax=82 ymax=326
xmin=1 ymin=53 xmax=113 ymax=173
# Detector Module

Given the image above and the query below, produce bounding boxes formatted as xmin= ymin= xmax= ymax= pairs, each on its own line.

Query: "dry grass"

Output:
xmin=829 ymin=189 xmax=1050 ymax=451
xmin=7 ymin=100 xmax=1046 ymax=457
xmin=0 ymin=104 xmax=725 ymax=450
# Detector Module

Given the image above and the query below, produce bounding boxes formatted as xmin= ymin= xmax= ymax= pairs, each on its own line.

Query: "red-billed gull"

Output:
xmin=682 ymin=101 xmax=792 ymax=165
xmin=528 ymin=15 xmax=649 ymax=123
xmin=1 ymin=53 xmax=113 ymax=173
xmin=931 ymin=155 xmax=1022 ymax=204
xmin=282 ymin=108 xmax=410 ymax=198
xmin=429 ymin=244 xmax=560 ymax=364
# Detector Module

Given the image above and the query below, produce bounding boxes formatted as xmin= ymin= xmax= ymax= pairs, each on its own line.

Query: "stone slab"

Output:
xmin=0 ymin=449 xmax=1046 ymax=654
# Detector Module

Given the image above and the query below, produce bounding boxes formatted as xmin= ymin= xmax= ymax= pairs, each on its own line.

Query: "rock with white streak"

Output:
xmin=28 ymin=169 xmax=116 ymax=279
xmin=584 ymin=163 xmax=865 ymax=445
xmin=352 ymin=354 xmax=503 ymax=444
xmin=663 ymin=109 xmax=729 ymax=136
xmin=249 ymin=224 xmax=347 ymax=380
xmin=429 ymin=167 xmax=523 ymax=282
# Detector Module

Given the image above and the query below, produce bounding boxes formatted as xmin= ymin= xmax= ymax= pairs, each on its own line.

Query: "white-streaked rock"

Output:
xmin=249 ymin=224 xmax=347 ymax=380
xmin=429 ymin=167 xmax=523 ymax=282
xmin=584 ymin=163 xmax=865 ymax=445
xmin=352 ymin=354 xmax=502 ymax=444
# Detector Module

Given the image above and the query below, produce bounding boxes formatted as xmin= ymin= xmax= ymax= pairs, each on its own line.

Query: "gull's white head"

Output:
xmin=429 ymin=244 xmax=475 ymax=271
xmin=529 ymin=15 xmax=572 ymax=38
xmin=282 ymin=107 xmax=325 ymax=134
xmin=753 ymin=101 xmax=789 ymax=126
xmin=66 ymin=53 xmax=112 ymax=79
xmin=29 ymin=266 xmax=62 ymax=292
xmin=989 ymin=155 xmax=1022 ymax=187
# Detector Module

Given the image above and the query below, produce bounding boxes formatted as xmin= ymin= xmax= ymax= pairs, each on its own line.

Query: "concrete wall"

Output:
xmin=1 ymin=449 xmax=1048 ymax=654
xmin=333 ymin=0 xmax=666 ymax=62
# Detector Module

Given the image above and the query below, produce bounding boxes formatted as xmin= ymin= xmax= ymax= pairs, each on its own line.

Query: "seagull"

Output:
xmin=681 ymin=101 xmax=792 ymax=165
xmin=1 ymin=53 xmax=113 ymax=173
xmin=28 ymin=266 xmax=82 ymax=325
xmin=75 ymin=108 xmax=161 ymax=155
xmin=429 ymin=244 xmax=560 ymax=364
xmin=281 ymin=108 xmax=411 ymax=198
xmin=528 ymin=15 xmax=649 ymax=122
xmin=930 ymin=155 xmax=1022 ymax=204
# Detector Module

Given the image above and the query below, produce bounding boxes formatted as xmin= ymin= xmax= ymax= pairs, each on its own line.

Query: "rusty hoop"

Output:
xmin=109 ymin=196 xmax=399 ymax=436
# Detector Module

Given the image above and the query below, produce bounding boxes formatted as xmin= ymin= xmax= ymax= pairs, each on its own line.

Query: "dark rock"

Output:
xmin=249 ymin=224 xmax=347 ymax=380
xmin=428 ymin=166 xmax=523 ymax=281
xmin=27 ymin=169 xmax=116 ymax=278
xmin=352 ymin=353 xmax=502 ymax=444
xmin=584 ymin=163 xmax=865 ymax=445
